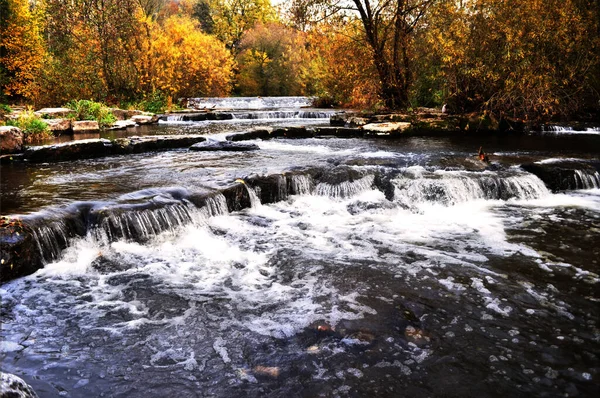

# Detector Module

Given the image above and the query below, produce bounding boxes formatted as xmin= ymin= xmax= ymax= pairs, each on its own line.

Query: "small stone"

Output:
xmin=253 ymin=366 xmax=280 ymax=378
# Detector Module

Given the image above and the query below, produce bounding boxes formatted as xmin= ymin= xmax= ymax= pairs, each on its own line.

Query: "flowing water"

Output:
xmin=1 ymin=99 xmax=599 ymax=397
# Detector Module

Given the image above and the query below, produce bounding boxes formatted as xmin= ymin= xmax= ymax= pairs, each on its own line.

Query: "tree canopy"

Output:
xmin=0 ymin=0 xmax=598 ymax=120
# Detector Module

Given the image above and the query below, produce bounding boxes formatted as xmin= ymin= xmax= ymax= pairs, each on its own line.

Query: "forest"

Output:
xmin=1 ymin=0 xmax=599 ymax=121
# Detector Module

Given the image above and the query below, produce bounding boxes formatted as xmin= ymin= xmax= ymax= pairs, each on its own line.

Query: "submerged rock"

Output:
xmin=0 ymin=217 xmax=43 ymax=283
xmin=271 ymin=126 xmax=315 ymax=139
xmin=0 ymin=126 xmax=24 ymax=153
xmin=24 ymin=138 xmax=113 ymax=162
xmin=521 ymin=160 xmax=600 ymax=191
xmin=314 ymin=126 xmax=363 ymax=138
xmin=190 ymin=141 xmax=260 ymax=152
xmin=114 ymin=135 xmax=206 ymax=153
xmin=226 ymin=128 xmax=273 ymax=141
xmin=23 ymin=135 xmax=207 ymax=162
xmin=0 ymin=372 xmax=38 ymax=398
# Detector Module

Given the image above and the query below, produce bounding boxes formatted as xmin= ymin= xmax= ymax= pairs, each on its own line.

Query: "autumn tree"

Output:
xmin=141 ymin=14 xmax=234 ymax=98
xmin=421 ymin=0 xmax=600 ymax=120
xmin=40 ymin=0 xmax=146 ymax=104
xmin=308 ymin=20 xmax=380 ymax=107
xmin=208 ymin=0 xmax=278 ymax=52
xmin=192 ymin=0 xmax=215 ymax=33
xmin=236 ymin=23 xmax=302 ymax=96
xmin=0 ymin=0 xmax=46 ymax=101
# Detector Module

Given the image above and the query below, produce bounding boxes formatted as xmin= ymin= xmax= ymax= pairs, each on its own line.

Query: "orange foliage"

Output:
xmin=308 ymin=22 xmax=380 ymax=108
xmin=141 ymin=15 xmax=235 ymax=98
xmin=0 ymin=0 xmax=46 ymax=100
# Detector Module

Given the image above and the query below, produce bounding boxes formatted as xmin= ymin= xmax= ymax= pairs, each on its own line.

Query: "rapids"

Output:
xmin=1 ymin=99 xmax=599 ymax=397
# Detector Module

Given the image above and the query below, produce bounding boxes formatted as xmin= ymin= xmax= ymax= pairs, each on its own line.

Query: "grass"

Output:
xmin=65 ymin=99 xmax=116 ymax=128
xmin=5 ymin=108 xmax=53 ymax=142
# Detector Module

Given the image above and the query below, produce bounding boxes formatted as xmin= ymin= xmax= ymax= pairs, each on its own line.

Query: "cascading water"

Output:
xmin=187 ymin=96 xmax=315 ymax=110
xmin=391 ymin=167 xmax=550 ymax=207
xmin=315 ymin=175 xmax=375 ymax=198
xmin=1 ymin=133 xmax=599 ymax=398
xmin=231 ymin=110 xmax=335 ymax=120
xmin=574 ymin=169 xmax=600 ymax=189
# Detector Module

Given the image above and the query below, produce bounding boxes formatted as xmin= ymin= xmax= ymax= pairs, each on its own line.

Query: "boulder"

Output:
xmin=521 ymin=161 xmax=600 ymax=192
xmin=110 ymin=120 xmax=137 ymax=130
xmin=314 ymin=127 xmax=364 ymax=138
xmin=330 ymin=113 xmax=347 ymax=126
xmin=0 ymin=217 xmax=43 ymax=283
xmin=43 ymin=118 xmax=71 ymax=133
xmin=35 ymin=107 xmax=72 ymax=118
xmin=227 ymin=127 xmax=273 ymax=141
xmin=270 ymin=126 xmax=315 ymax=139
xmin=0 ymin=372 xmax=39 ymax=398
xmin=0 ymin=126 xmax=24 ymax=153
xmin=72 ymin=120 xmax=100 ymax=132
xmin=362 ymin=122 xmax=412 ymax=135
xmin=113 ymin=135 xmax=206 ymax=153
xmin=190 ymin=141 xmax=260 ymax=152
xmin=24 ymin=139 xmax=114 ymax=162
xmin=347 ymin=117 xmax=369 ymax=127
xmin=371 ymin=114 xmax=412 ymax=123
xmin=110 ymin=108 xmax=143 ymax=120
xmin=131 ymin=114 xmax=159 ymax=125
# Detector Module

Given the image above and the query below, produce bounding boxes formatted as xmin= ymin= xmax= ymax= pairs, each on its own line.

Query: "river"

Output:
xmin=1 ymin=98 xmax=599 ymax=397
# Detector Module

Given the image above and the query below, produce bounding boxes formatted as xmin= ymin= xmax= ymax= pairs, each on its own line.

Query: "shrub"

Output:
xmin=65 ymin=99 xmax=116 ymax=127
xmin=5 ymin=108 xmax=52 ymax=142
xmin=137 ymin=91 xmax=170 ymax=114
xmin=0 ymin=104 xmax=12 ymax=122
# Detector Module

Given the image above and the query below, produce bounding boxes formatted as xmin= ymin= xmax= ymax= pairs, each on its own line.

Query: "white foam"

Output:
xmin=535 ymin=158 xmax=587 ymax=164
xmin=213 ymin=338 xmax=231 ymax=363
xmin=257 ymin=140 xmax=355 ymax=156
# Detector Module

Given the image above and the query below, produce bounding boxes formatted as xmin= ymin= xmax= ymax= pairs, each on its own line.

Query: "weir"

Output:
xmin=187 ymin=96 xmax=315 ymax=110
xmin=1 ymin=165 xmax=559 ymax=282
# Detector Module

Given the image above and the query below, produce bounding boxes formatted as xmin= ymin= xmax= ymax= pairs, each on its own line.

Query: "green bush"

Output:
xmin=137 ymin=91 xmax=170 ymax=114
xmin=5 ymin=108 xmax=53 ymax=142
xmin=0 ymin=104 xmax=12 ymax=123
xmin=0 ymin=104 xmax=12 ymax=114
xmin=66 ymin=99 xmax=116 ymax=128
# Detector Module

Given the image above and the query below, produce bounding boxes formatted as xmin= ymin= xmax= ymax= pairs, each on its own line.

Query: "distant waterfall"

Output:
xmin=187 ymin=96 xmax=315 ymax=110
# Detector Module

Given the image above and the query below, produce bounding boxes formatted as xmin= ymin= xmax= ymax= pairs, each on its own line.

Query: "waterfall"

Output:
xmin=542 ymin=125 xmax=600 ymax=135
xmin=231 ymin=111 xmax=334 ymax=120
xmin=392 ymin=170 xmax=550 ymax=206
xmin=574 ymin=170 xmax=600 ymax=189
xmin=203 ymin=194 xmax=229 ymax=217
xmin=165 ymin=114 xmax=185 ymax=122
xmin=290 ymin=175 xmax=313 ymax=195
xmin=244 ymin=185 xmax=262 ymax=208
xmin=187 ymin=96 xmax=315 ymax=110
xmin=315 ymin=175 xmax=375 ymax=198
xmin=93 ymin=203 xmax=198 ymax=243
xmin=31 ymin=220 xmax=72 ymax=263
